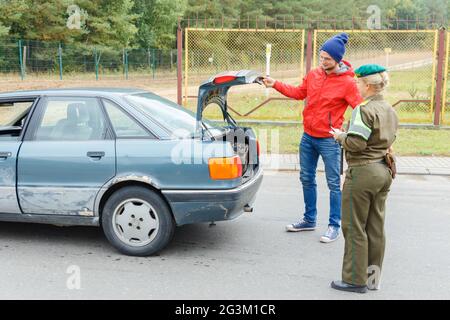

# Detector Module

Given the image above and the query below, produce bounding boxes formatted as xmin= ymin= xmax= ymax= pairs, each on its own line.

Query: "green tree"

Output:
xmin=384 ymin=0 xmax=423 ymax=19
xmin=0 ymin=0 xmax=138 ymax=48
xmin=420 ymin=0 xmax=448 ymax=22
xmin=0 ymin=0 xmax=86 ymax=41
xmin=184 ymin=0 xmax=241 ymax=20
xmin=133 ymin=0 xmax=186 ymax=49
xmin=70 ymin=0 xmax=138 ymax=49
xmin=0 ymin=22 xmax=8 ymax=37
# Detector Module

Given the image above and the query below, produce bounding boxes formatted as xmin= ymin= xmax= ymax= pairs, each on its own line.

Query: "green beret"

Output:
xmin=355 ymin=64 xmax=387 ymax=78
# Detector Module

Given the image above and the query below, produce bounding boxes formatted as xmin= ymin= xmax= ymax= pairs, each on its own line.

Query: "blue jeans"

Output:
xmin=299 ymin=132 xmax=341 ymax=228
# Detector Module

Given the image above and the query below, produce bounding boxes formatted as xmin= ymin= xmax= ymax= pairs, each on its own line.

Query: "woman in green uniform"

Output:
xmin=329 ymin=64 xmax=399 ymax=293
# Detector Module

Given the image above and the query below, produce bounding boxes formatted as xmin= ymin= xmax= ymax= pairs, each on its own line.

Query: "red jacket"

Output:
xmin=273 ymin=60 xmax=363 ymax=138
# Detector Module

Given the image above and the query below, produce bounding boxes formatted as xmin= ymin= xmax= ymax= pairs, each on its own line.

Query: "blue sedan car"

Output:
xmin=0 ymin=70 xmax=263 ymax=256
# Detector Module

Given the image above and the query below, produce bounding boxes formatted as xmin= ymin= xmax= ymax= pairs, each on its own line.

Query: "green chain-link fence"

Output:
xmin=0 ymin=38 xmax=21 ymax=75
xmin=0 ymin=39 xmax=178 ymax=81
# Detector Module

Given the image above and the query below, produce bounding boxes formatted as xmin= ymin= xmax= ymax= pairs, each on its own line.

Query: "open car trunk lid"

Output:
xmin=196 ymin=70 xmax=263 ymax=125
xmin=196 ymin=70 xmax=263 ymax=179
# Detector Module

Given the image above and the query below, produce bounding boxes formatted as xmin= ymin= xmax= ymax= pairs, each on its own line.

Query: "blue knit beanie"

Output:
xmin=320 ymin=33 xmax=348 ymax=63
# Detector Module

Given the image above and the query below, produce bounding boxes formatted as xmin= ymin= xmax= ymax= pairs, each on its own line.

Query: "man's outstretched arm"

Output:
xmin=263 ymin=76 xmax=308 ymax=100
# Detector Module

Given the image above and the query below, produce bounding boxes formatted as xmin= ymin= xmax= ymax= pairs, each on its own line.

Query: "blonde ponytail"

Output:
xmin=362 ymin=71 xmax=389 ymax=93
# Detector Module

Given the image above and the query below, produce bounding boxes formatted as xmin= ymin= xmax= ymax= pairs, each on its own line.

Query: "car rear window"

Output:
xmin=125 ymin=93 xmax=216 ymax=138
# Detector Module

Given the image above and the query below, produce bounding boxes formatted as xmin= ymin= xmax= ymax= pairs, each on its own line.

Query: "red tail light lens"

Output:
xmin=213 ymin=75 xmax=237 ymax=84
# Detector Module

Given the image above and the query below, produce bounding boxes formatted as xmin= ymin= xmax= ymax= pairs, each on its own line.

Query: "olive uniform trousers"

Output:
xmin=341 ymin=161 xmax=393 ymax=286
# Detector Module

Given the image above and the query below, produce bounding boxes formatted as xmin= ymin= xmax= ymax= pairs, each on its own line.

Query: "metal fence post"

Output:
xmin=177 ymin=25 xmax=183 ymax=106
xmin=434 ymin=28 xmax=446 ymax=126
xmin=58 ymin=43 xmax=63 ymax=80
xmin=18 ymin=39 xmax=24 ymax=80
xmin=184 ymin=27 xmax=189 ymax=107
xmin=303 ymin=30 xmax=314 ymax=110
xmin=94 ymin=48 xmax=99 ymax=81
xmin=123 ymin=48 xmax=128 ymax=80
xmin=151 ymin=48 xmax=156 ymax=79
xmin=147 ymin=47 xmax=151 ymax=73
xmin=126 ymin=49 xmax=129 ymax=80
xmin=305 ymin=30 xmax=313 ymax=74
xmin=442 ymin=32 xmax=449 ymax=124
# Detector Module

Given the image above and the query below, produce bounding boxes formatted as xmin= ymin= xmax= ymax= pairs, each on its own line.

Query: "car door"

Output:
xmin=17 ymin=96 xmax=116 ymax=216
xmin=0 ymin=97 xmax=37 ymax=214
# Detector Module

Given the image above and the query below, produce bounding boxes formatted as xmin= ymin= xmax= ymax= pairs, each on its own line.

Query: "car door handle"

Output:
xmin=0 ymin=152 xmax=12 ymax=159
xmin=87 ymin=151 xmax=105 ymax=159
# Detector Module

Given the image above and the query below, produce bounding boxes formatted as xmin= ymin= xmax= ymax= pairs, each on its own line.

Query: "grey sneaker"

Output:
xmin=320 ymin=226 xmax=340 ymax=243
xmin=286 ymin=220 xmax=316 ymax=232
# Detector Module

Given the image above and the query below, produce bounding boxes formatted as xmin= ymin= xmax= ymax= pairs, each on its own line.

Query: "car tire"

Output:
xmin=101 ymin=186 xmax=175 ymax=256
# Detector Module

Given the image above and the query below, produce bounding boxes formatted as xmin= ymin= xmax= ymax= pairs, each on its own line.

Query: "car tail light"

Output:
xmin=256 ymin=139 xmax=260 ymax=157
xmin=208 ymin=156 xmax=242 ymax=180
xmin=213 ymin=75 xmax=237 ymax=84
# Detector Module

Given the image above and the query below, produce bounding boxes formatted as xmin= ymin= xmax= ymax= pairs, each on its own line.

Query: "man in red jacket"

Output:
xmin=263 ymin=33 xmax=363 ymax=243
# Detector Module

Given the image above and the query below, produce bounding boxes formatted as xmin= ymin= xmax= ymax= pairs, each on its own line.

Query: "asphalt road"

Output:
xmin=1 ymin=171 xmax=449 ymax=300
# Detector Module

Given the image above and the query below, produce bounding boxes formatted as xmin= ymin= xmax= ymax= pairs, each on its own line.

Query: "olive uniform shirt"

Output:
xmin=336 ymin=94 xmax=399 ymax=167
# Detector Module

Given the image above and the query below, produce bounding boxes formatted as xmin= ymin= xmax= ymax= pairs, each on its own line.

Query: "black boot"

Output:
xmin=331 ymin=280 xmax=368 ymax=293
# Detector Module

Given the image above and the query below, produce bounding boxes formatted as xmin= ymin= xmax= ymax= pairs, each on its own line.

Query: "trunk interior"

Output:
xmin=212 ymin=126 xmax=258 ymax=180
